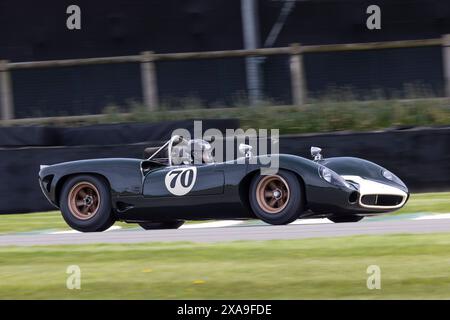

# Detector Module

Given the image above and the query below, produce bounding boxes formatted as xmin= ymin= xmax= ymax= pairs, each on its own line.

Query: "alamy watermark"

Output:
xmin=366 ymin=5 xmax=381 ymax=30
xmin=170 ymin=121 xmax=279 ymax=175
xmin=366 ymin=265 xmax=381 ymax=290
xmin=66 ymin=265 xmax=81 ymax=290
xmin=66 ymin=5 xmax=81 ymax=30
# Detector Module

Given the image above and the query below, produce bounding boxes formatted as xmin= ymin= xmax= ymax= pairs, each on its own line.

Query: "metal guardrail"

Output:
xmin=1 ymin=36 xmax=449 ymax=123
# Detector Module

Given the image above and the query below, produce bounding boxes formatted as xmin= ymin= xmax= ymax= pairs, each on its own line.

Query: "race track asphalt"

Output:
xmin=1 ymin=218 xmax=450 ymax=246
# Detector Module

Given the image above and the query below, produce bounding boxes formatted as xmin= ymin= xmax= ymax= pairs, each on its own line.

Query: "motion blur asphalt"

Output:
xmin=1 ymin=218 xmax=450 ymax=246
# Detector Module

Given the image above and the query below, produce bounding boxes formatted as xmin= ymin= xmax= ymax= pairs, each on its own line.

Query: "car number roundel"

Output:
xmin=164 ymin=167 xmax=197 ymax=196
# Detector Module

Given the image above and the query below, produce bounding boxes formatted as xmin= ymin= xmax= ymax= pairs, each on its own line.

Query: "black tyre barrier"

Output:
xmin=0 ymin=119 xmax=240 ymax=147
xmin=0 ymin=126 xmax=60 ymax=147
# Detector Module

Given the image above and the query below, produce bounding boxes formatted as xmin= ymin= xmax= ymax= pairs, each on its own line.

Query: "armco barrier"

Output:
xmin=0 ymin=126 xmax=449 ymax=214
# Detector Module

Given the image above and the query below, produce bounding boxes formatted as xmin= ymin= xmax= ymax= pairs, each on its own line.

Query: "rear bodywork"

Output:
xmin=39 ymin=154 xmax=409 ymax=222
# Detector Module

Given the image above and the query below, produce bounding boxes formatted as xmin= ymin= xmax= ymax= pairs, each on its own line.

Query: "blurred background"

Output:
xmin=0 ymin=0 xmax=450 ymax=116
xmin=0 ymin=0 xmax=449 ymax=214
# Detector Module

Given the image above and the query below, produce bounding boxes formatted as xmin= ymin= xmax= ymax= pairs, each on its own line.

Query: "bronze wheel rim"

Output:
xmin=256 ymin=175 xmax=290 ymax=214
xmin=68 ymin=182 xmax=101 ymax=220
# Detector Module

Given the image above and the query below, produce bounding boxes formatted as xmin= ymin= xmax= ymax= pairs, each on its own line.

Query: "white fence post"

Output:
xmin=140 ymin=51 xmax=159 ymax=111
xmin=289 ymin=43 xmax=306 ymax=106
xmin=0 ymin=60 xmax=14 ymax=120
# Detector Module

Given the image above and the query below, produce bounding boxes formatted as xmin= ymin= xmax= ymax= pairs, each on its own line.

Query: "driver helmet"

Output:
xmin=171 ymin=144 xmax=191 ymax=165
xmin=189 ymin=139 xmax=214 ymax=164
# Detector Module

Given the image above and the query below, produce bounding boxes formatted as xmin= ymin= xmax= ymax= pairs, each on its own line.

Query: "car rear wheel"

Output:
xmin=328 ymin=215 xmax=364 ymax=223
xmin=60 ymin=175 xmax=115 ymax=232
xmin=249 ymin=170 xmax=304 ymax=225
xmin=139 ymin=220 xmax=185 ymax=230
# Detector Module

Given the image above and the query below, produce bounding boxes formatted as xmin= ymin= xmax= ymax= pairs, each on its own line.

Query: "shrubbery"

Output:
xmin=100 ymin=98 xmax=450 ymax=134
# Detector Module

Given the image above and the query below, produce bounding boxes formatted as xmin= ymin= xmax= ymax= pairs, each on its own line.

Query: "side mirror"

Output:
xmin=311 ymin=146 xmax=323 ymax=161
xmin=239 ymin=143 xmax=253 ymax=158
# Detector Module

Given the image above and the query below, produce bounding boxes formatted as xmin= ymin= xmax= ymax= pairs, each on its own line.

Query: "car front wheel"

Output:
xmin=60 ymin=175 xmax=115 ymax=232
xmin=249 ymin=170 xmax=304 ymax=225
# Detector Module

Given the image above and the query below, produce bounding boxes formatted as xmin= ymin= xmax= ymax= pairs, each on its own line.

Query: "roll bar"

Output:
xmin=147 ymin=135 xmax=183 ymax=166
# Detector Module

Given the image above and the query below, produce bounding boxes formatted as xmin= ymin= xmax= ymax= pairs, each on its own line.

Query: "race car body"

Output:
xmin=39 ymin=136 xmax=409 ymax=232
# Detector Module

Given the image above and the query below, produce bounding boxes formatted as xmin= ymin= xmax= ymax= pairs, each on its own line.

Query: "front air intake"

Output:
xmin=361 ymin=194 xmax=404 ymax=207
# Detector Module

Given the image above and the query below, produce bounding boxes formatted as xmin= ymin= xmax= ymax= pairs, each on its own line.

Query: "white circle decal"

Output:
xmin=164 ymin=167 xmax=197 ymax=196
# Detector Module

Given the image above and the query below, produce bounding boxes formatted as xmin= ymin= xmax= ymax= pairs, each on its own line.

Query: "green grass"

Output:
xmin=0 ymin=192 xmax=448 ymax=235
xmin=0 ymin=233 xmax=449 ymax=299
xmin=394 ymin=192 xmax=450 ymax=215
xmin=0 ymin=212 xmax=63 ymax=234
xmin=0 ymin=212 xmax=133 ymax=235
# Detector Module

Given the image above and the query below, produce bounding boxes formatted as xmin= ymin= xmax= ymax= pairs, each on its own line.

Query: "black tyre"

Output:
xmin=139 ymin=220 xmax=185 ymax=230
xmin=328 ymin=215 xmax=364 ymax=223
xmin=59 ymin=175 xmax=115 ymax=232
xmin=249 ymin=170 xmax=304 ymax=225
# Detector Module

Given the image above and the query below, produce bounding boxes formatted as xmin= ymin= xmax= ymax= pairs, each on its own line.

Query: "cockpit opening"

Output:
xmin=143 ymin=135 xmax=214 ymax=166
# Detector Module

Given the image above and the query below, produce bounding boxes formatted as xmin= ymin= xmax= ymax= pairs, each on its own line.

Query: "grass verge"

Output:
xmin=0 ymin=233 xmax=449 ymax=299
xmin=394 ymin=192 xmax=450 ymax=215
xmin=0 ymin=212 xmax=133 ymax=235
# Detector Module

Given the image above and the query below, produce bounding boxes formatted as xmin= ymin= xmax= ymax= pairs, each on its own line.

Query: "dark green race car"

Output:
xmin=39 ymin=135 xmax=409 ymax=232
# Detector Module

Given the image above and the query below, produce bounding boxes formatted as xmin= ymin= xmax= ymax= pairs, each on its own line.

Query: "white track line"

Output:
xmin=180 ymin=220 xmax=245 ymax=229
xmin=414 ymin=213 xmax=450 ymax=220
xmin=48 ymin=221 xmax=244 ymax=234
xmin=291 ymin=218 xmax=333 ymax=225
